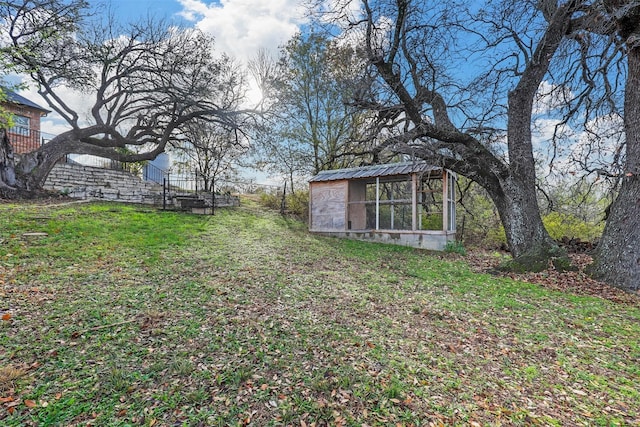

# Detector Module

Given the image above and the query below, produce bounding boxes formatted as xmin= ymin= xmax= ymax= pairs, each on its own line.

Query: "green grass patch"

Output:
xmin=0 ymin=201 xmax=638 ymax=425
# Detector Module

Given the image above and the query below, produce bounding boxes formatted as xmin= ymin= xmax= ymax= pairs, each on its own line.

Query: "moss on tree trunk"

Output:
xmin=497 ymin=243 xmax=572 ymax=273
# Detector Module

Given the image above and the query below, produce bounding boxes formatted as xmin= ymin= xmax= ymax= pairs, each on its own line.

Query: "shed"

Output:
xmin=308 ymin=161 xmax=457 ymax=250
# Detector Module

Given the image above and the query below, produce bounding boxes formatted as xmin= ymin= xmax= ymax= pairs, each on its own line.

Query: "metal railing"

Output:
xmin=143 ymin=162 xmax=167 ymax=184
xmin=63 ymin=154 xmax=146 ymax=176
xmin=160 ymin=173 xmax=253 ymax=214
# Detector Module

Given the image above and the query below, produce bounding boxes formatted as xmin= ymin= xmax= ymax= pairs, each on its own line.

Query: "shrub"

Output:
xmin=455 ymin=179 xmax=505 ymax=248
xmin=542 ymin=211 xmax=604 ymax=242
xmin=444 ymin=240 xmax=466 ymax=255
xmin=286 ymin=190 xmax=309 ymax=219
xmin=258 ymin=190 xmax=309 ymax=221
xmin=259 ymin=192 xmax=281 ymax=210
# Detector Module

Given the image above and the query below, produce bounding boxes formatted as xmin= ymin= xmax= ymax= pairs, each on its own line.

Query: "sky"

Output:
xmin=10 ymin=1 xmax=618 ymax=185
xmin=95 ymin=0 xmax=307 ymax=64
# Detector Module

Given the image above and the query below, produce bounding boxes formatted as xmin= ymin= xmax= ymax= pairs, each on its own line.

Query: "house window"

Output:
xmin=10 ymin=115 xmax=30 ymax=136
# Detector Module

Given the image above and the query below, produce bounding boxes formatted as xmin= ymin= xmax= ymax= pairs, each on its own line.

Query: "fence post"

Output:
xmin=211 ymin=176 xmax=215 ymax=216
xmin=163 ymin=177 xmax=167 ymax=210
xmin=280 ymin=181 xmax=287 ymax=215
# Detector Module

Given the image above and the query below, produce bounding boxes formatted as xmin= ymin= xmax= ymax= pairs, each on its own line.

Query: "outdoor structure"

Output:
xmin=309 ymin=161 xmax=457 ymax=250
xmin=1 ymin=87 xmax=50 ymax=154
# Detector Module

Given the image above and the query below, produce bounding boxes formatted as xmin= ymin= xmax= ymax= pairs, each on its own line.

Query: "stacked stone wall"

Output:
xmin=44 ymin=163 xmax=163 ymax=205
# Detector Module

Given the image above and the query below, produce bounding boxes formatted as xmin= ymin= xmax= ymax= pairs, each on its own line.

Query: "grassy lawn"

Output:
xmin=1 ymin=200 xmax=639 ymax=426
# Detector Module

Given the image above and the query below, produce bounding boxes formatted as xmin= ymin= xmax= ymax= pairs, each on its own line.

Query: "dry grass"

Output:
xmin=0 ymin=366 xmax=27 ymax=392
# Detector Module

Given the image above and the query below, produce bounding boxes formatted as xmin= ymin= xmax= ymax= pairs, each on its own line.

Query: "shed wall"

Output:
xmin=309 ymin=180 xmax=347 ymax=231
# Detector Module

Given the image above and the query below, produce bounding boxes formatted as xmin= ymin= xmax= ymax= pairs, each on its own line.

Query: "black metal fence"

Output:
xmin=63 ymin=154 xmax=145 ymax=176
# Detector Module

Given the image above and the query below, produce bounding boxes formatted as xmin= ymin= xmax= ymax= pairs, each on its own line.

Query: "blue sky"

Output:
xmin=96 ymin=0 xmax=186 ymax=20
xmin=89 ymin=0 xmax=194 ymax=27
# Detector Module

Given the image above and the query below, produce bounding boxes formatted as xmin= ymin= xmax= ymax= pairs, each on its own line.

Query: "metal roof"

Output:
xmin=309 ymin=161 xmax=441 ymax=182
xmin=2 ymin=87 xmax=50 ymax=113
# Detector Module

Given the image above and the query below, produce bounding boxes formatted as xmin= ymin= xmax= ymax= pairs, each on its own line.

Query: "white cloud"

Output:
xmin=15 ymin=0 xmax=311 ymax=132
xmin=570 ymin=113 xmax=624 ymax=170
xmin=532 ymin=117 xmax=575 ymax=148
xmin=533 ymin=81 xmax=575 ymax=115
xmin=16 ymin=82 xmax=88 ymax=136
xmin=531 ymin=112 xmax=625 ymax=178
xmin=177 ymin=0 xmax=308 ymax=63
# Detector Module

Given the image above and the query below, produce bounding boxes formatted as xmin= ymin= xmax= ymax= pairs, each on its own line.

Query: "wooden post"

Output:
xmin=411 ymin=174 xmax=417 ymax=231
xmin=280 ymin=181 xmax=287 ymax=215
xmin=211 ymin=175 xmax=215 ymax=216
xmin=375 ymin=177 xmax=380 ymax=230
xmin=442 ymin=170 xmax=448 ymax=232
xmin=390 ymin=183 xmax=395 ymax=230
xmin=162 ymin=177 xmax=167 ymax=210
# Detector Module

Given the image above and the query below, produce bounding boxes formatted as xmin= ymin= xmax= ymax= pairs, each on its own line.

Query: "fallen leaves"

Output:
xmin=467 ymin=252 xmax=640 ymax=305
xmin=0 ymin=395 xmax=40 ymax=415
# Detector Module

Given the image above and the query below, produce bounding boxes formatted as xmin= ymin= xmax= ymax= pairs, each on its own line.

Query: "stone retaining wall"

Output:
xmin=44 ymin=163 xmax=241 ymax=209
xmin=44 ymin=163 xmax=163 ymax=205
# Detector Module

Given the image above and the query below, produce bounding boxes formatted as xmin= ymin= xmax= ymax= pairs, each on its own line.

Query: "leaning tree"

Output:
xmin=0 ymin=0 xmax=245 ymax=197
xmin=322 ymin=0 xmax=602 ymax=270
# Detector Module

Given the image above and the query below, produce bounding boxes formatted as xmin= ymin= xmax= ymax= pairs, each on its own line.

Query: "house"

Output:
xmin=1 ymin=87 xmax=50 ymax=154
xmin=308 ymin=161 xmax=457 ymax=250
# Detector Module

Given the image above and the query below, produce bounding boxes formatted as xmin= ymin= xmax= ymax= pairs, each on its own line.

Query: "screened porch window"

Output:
xmin=347 ymin=170 xmax=456 ymax=232
xmin=447 ymin=172 xmax=456 ymax=232
xmin=418 ymin=174 xmax=444 ymax=230
xmin=365 ymin=179 xmax=413 ymax=230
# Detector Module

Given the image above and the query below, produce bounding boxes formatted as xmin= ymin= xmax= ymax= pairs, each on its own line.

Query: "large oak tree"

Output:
xmin=0 ymin=0 xmax=245 ymax=197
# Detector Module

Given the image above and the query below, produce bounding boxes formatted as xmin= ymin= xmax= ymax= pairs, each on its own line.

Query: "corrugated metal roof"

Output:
xmin=309 ymin=161 xmax=440 ymax=182
xmin=2 ymin=87 xmax=50 ymax=113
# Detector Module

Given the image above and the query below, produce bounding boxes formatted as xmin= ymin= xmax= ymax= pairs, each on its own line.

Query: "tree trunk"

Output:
xmin=0 ymin=129 xmax=58 ymax=198
xmin=0 ymin=129 xmax=15 ymax=183
xmin=590 ymin=43 xmax=640 ymax=292
xmin=1 ymin=129 xmax=91 ymax=197
xmin=487 ymin=174 xmax=567 ymax=272
xmin=0 ymin=129 xmax=18 ymax=198
xmin=13 ymin=137 xmax=70 ymax=191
